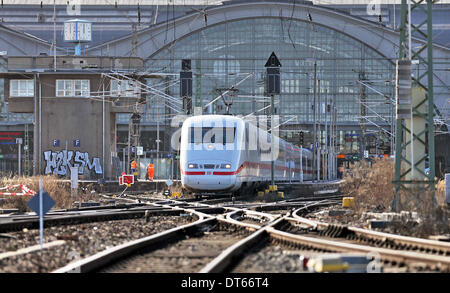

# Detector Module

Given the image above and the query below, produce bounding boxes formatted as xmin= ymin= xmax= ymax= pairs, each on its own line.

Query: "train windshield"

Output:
xmin=189 ymin=127 xmax=236 ymax=144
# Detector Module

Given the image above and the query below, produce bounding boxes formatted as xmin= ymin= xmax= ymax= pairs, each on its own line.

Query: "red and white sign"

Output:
xmin=0 ymin=184 xmax=37 ymax=196
xmin=119 ymin=174 xmax=134 ymax=186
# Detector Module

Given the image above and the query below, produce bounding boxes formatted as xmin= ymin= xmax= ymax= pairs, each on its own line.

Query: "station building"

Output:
xmin=0 ymin=0 xmax=449 ymax=179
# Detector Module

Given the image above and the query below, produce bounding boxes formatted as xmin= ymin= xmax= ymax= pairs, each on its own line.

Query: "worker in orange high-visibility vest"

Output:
xmin=338 ymin=165 xmax=345 ymax=179
xmin=147 ymin=163 xmax=155 ymax=181
xmin=131 ymin=160 xmax=136 ymax=175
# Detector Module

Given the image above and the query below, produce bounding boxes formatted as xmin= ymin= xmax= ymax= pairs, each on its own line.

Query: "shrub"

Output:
xmin=340 ymin=158 xmax=394 ymax=212
xmin=0 ymin=175 xmax=98 ymax=212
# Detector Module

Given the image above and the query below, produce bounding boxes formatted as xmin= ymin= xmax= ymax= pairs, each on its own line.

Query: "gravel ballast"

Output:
xmin=0 ymin=215 xmax=195 ymax=273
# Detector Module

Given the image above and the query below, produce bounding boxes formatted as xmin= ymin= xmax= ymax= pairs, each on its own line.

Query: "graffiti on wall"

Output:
xmin=44 ymin=150 xmax=103 ymax=175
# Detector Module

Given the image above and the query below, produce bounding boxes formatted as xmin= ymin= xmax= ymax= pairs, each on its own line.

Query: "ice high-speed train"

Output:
xmin=180 ymin=115 xmax=313 ymax=194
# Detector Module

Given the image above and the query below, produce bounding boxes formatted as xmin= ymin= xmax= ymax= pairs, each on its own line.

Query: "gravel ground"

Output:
xmin=307 ymin=205 xmax=367 ymax=228
xmin=308 ymin=205 xmax=450 ymax=239
xmin=0 ymin=215 xmax=195 ymax=273
xmin=100 ymin=224 xmax=248 ymax=273
xmin=231 ymin=242 xmax=323 ymax=273
xmin=233 ymin=215 xmax=269 ymax=226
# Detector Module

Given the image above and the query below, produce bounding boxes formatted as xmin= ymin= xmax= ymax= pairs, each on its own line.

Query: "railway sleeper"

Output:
xmin=319 ymin=224 xmax=355 ymax=238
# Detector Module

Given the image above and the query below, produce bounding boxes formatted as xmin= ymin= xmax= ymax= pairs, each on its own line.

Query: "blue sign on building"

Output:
xmin=73 ymin=139 xmax=81 ymax=147
xmin=53 ymin=139 xmax=60 ymax=147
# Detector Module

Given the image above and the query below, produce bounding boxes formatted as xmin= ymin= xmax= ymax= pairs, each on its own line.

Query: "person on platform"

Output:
xmin=338 ymin=165 xmax=344 ymax=179
xmin=147 ymin=163 xmax=155 ymax=181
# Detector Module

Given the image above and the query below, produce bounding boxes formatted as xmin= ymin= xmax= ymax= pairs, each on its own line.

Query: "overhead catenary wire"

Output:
xmin=203 ymin=73 xmax=254 ymax=110
xmin=103 ymin=72 xmax=184 ymax=113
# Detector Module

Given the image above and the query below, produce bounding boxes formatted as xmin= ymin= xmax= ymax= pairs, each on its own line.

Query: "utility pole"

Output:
xmin=271 ymin=93 xmax=275 ymax=188
xmin=53 ymin=0 xmax=56 ymax=72
xmin=313 ymin=62 xmax=317 ymax=182
xmin=393 ymin=0 xmax=436 ymax=211
xmin=334 ymin=103 xmax=338 ymax=179
xmin=156 ymin=119 xmax=160 ymax=180
xmin=127 ymin=122 xmax=131 ymax=174
xmin=24 ymin=124 xmax=30 ymax=176
xmin=359 ymin=71 xmax=367 ymax=162
xmin=300 ymin=131 xmax=304 ymax=182
xmin=325 ymin=91 xmax=329 ymax=181
xmin=332 ymin=97 xmax=336 ymax=179
xmin=102 ymin=82 xmax=105 ymax=180
xmin=16 ymin=138 xmax=22 ymax=176
xmin=329 ymin=98 xmax=333 ymax=179
xmin=317 ymin=79 xmax=321 ymax=181
xmin=131 ymin=23 xmax=138 ymax=57
xmin=129 ymin=111 xmax=141 ymax=176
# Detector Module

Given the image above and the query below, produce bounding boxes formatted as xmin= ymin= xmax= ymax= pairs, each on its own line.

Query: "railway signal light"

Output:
xmin=299 ymin=131 xmax=304 ymax=146
xmin=265 ymin=52 xmax=281 ymax=95
xmin=180 ymin=59 xmax=192 ymax=114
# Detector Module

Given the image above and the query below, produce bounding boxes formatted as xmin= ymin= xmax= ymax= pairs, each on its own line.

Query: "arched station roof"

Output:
xmin=88 ymin=1 xmax=450 ymax=61
xmin=86 ymin=1 xmax=449 ymax=119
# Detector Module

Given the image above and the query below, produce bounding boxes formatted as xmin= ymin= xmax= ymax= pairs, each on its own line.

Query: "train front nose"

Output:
xmin=182 ymin=162 xmax=237 ymax=191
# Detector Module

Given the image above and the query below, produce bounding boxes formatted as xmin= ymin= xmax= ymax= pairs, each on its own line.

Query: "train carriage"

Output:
xmin=180 ymin=115 xmax=313 ymax=194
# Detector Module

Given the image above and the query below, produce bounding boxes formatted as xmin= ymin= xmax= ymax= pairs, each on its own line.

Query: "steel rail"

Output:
xmin=53 ymin=217 xmax=214 ymax=273
xmin=0 ymin=196 xmax=223 ymax=233
xmin=0 ymin=209 xmax=185 ymax=233
xmin=289 ymin=215 xmax=450 ymax=257
xmin=222 ymin=211 xmax=261 ymax=230
xmin=223 ymin=209 xmax=277 ymax=229
xmin=291 ymin=200 xmax=341 ymax=218
xmin=53 ymin=213 xmax=258 ymax=273
xmin=348 ymin=226 xmax=450 ymax=255
xmin=199 ymin=218 xmax=284 ymax=273
xmin=266 ymin=226 xmax=450 ymax=271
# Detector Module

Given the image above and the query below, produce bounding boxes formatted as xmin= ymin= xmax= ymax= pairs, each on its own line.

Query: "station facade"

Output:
xmin=0 ymin=1 xmax=449 ymax=178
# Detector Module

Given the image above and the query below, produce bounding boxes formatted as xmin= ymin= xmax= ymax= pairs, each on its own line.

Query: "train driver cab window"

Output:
xmin=189 ymin=127 xmax=236 ymax=144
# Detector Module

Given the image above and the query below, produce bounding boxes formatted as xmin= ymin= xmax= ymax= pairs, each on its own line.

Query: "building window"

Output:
xmin=110 ymin=80 xmax=139 ymax=97
xmin=213 ymin=55 xmax=240 ymax=80
xmin=56 ymin=80 xmax=90 ymax=97
xmin=10 ymin=80 xmax=34 ymax=97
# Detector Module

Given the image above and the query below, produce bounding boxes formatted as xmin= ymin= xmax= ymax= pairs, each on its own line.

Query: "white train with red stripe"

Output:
xmin=180 ymin=115 xmax=313 ymax=194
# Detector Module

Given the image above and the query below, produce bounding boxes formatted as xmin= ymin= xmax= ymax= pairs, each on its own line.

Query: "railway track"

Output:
xmin=0 ymin=214 xmax=198 ymax=273
xmin=1 ymin=191 xmax=449 ymax=273
xmin=200 ymin=215 xmax=450 ymax=273
xmin=98 ymin=220 xmax=250 ymax=273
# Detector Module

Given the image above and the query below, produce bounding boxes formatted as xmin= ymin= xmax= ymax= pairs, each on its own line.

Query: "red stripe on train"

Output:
xmin=182 ymin=161 xmax=313 ymax=176
xmin=180 ymin=169 xmax=206 ymax=175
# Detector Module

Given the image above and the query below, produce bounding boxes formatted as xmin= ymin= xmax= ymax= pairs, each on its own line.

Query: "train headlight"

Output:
xmin=207 ymin=144 xmax=213 ymax=149
xmin=188 ymin=164 xmax=198 ymax=169
xmin=220 ymin=164 xmax=231 ymax=169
